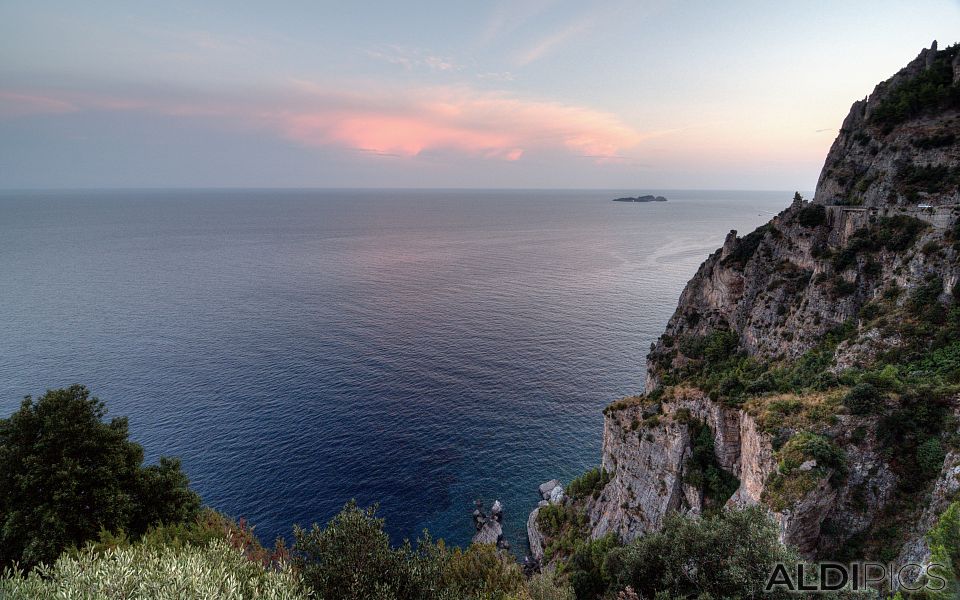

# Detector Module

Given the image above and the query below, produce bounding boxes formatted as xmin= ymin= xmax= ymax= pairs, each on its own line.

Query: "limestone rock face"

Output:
xmin=589 ymin=393 xmax=905 ymax=557
xmin=527 ymin=507 xmax=545 ymax=562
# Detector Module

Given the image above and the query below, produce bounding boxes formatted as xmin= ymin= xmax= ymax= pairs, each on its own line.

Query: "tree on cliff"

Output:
xmin=0 ymin=385 xmax=201 ymax=567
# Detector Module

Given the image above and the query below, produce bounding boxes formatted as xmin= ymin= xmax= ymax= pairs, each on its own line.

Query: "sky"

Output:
xmin=1 ymin=1 xmax=959 ymax=190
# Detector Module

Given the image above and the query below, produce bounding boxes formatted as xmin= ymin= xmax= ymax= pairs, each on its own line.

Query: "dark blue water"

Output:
xmin=0 ymin=188 xmax=786 ymax=550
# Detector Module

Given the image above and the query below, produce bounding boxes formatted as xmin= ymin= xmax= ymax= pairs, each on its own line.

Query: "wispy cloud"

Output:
xmin=0 ymin=91 xmax=78 ymax=117
xmin=367 ymin=45 xmax=462 ymax=72
xmin=476 ymin=71 xmax=516 ymax=82
xmin=513 ymin=18 xmax=594 ymax=66
xmin=478 ymin=0 xmax=560 ymax=46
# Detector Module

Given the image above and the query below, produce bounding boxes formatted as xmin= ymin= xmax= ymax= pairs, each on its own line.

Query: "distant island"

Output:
xmin=612 ymin=194 xmax=667 ymax=202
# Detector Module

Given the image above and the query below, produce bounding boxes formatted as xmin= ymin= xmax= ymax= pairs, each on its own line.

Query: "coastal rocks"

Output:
xmin=472 ymin=500 xmax=509 ymax=551
xmin=539 ymin=480 xmax=561 ymax=500
xmin=526 ymin=478 xmax=571 ymax=564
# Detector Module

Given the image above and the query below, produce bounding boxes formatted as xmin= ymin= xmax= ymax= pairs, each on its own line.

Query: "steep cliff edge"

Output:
xmin=533 ymin=42 xmax=960 ymax=570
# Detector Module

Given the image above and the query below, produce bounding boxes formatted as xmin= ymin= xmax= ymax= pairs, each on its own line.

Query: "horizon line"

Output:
xmin=0 ymin=186 xmax=813 ymax=194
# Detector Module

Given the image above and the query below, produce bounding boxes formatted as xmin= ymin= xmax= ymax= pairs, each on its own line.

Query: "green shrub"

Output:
xmin=796 ymin=204 xmax=827 ymax=228
xmin=293 ymin=501 xmax=530 ymax=600
xmin=293 ymin=501 xmax=417 ymax=600
xmin=764 ymin=433 xmax=846 ymax=510
xmin=0 ymin=385 xmax=201 ymax=568
xmin=911 ymin=133 xmax=956 ymax=149
xmin=538 ymin=505 xmax=590 ymax=562
xmin=0 ymin=539 xmax=306 ymax=600
xmin=603 ymin=508 xmax=797 ymax=600
xmin=526 ymin=572 xmax=576 ymax=600
xmin=843 ymin=383 xmax=882 ymax=415
xmin=563 ymin=534 xmax=619 ymax=600
xmin=897 ymin=163 xmax=960 ymax=198
xmin=918 ymin=438 xmax=947 ymax=479
xmin=440 ymin=543 xmax=526 ymax=599
xmin=777 ymin=432 xmax=845 ymax=474
xmin=911 ymin=275 xmax=945 ymax=311
xmin=566 ymin=467 xmax=612 ymax=500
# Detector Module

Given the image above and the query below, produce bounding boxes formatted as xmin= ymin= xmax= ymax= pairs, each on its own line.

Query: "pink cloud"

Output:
xmin=0 ymin=92 xmax=77 ymax=117
xmin=268 ymin=85 xmax=646 ymax=161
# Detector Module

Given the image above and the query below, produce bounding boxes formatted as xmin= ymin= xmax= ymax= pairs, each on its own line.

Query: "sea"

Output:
xmin=0 ymin=188 xmax=789 ymax=552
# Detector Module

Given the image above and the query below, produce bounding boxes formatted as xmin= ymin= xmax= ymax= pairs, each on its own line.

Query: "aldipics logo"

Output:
xmin=764 ymin=562 xmax=948 ymax=594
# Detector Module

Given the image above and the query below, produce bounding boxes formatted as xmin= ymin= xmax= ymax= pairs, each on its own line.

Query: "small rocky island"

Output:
xmin=612 ymin=194 xmax=667 ymax=203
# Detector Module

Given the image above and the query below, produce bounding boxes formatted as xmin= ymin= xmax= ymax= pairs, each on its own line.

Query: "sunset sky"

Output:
xmin=1 ymin=0 xmax=959 ymax=189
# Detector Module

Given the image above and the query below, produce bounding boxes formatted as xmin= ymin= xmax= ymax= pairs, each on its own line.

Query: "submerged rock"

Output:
xmin=471 ymin=500 xmax=509 ymax=550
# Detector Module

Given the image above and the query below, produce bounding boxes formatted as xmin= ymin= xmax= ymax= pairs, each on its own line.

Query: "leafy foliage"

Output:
xmin=832 ymin=216 xmax=928 ymax=271
xmin=0 ymin=385 xmax=201 ymax=568
xmin=897 ymin=163 xmax=960 ymax=200
xmin=537 ymin=504 xmax=587 ymax=561
xmin=763 ymin=432 xmax=846 ymax=511
xmin=563 ymin=534 xmax=619 ymax=600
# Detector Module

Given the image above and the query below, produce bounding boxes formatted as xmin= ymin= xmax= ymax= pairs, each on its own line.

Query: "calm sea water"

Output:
xmin=0 ymin=188 xmax=787 ymax=551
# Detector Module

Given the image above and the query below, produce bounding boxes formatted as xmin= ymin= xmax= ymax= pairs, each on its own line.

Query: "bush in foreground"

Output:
xmin=0 ymin=539 xmax=306 ymax=600
xmin=603 ymin=507 xmax=798 ymax=599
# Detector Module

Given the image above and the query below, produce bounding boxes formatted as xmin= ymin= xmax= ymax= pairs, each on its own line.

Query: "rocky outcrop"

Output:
xmin=565 ymin=43 xmax=960 ymax=565
xmin=527 ymin=504 xmax=546 ymax=562
xmin=816 ymin=41 xmax=960 ymax=209
xmin=644 ymin=43 xmax=960 ymax=375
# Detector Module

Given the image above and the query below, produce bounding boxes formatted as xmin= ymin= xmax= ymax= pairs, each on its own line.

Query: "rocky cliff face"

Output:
xmin=534 ymin=42 xmax=960 ymax=570
xmin=645 ymin=42 xmax=960 ymax=374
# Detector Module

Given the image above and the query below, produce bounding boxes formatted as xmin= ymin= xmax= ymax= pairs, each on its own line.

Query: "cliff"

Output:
xmin=531 ymin=42 xmax=960 ymax=572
